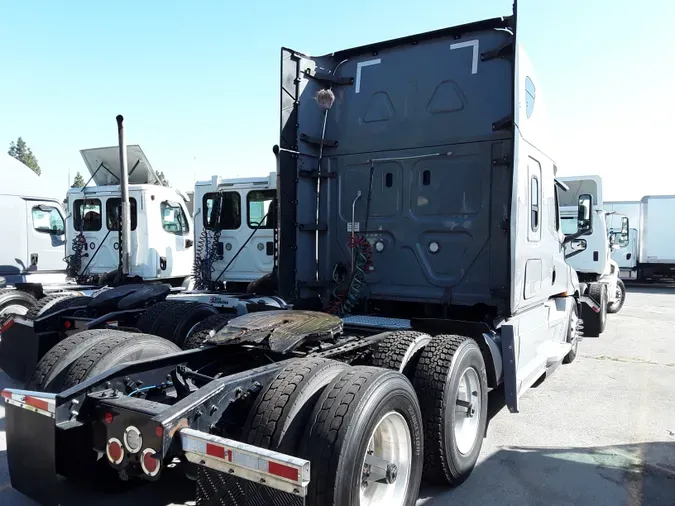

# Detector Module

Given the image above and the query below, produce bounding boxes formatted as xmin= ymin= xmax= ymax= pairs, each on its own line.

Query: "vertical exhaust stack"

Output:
xmin=116 ymin=115 xmax=131 ymax=275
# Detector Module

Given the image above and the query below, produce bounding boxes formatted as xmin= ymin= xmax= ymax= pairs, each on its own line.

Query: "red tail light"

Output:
xmin=141 ymin=448 xmax=160 ymax=477
xmin=106 ymin=438 xmax=124 ymax=465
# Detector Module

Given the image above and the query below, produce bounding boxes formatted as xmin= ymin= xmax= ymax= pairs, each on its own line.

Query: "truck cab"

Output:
xmin=605 ymin=201 xmax=640 ymax=280
xmin=192 ymin=173 xmax=276 ymax=290
xmin=66 ymin=146 xmax=193 ymax=285
xmin=559 ymin=175 xmax=627 ymax=326
xmin=0 ymin=154 xmax=68 ymax=287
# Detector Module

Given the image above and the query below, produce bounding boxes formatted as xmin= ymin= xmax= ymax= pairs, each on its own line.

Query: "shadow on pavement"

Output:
xmin=419 ymin=441 xmax=675 ymax=506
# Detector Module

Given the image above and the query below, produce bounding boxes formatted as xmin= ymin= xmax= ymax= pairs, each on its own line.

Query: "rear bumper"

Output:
xmin=2 ymin=386 xmax=311 ymax=506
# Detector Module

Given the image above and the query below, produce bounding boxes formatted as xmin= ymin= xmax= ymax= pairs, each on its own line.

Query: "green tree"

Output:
xmin=8 ymin=137 xmax=41 ymax=176
xmin=156 ymin=171 xmax=169 ymax=187
xmin=72 ymin=171 xmax=85 ymax=188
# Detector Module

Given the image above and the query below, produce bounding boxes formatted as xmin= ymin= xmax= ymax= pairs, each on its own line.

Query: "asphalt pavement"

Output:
xmin=1 ymin=284 xmax=673 ymax=505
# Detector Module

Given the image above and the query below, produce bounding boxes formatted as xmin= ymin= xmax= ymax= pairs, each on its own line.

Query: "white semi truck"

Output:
xmin=559 ymin=175 xmax=627 ymax=334
xmin=604 ymin=201 xmax=640 ymax=280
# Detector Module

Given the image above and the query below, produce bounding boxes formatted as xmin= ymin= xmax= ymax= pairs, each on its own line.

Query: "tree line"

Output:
xmin=7 ymin=136 xmax=170 ymax=188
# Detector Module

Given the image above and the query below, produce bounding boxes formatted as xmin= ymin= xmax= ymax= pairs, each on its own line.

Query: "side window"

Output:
xmin=530 ymin=176 xmax=539 ymax=231
xmin=553 ymin=184 xmax=561 ymax=232
xmin=247 ymin=190 xmax=275 ymax=229
xmin=31 ymin=206 xmax=65 ymax=235
xmin=106 ymin=198 xmax=138 ymax=231
xmin=203 ymin=192 xmax=241 ymax=230
xmin=73 ymin=198 xmax=102 ymax=231
xmin=527 ymin=158 xmax=542 ymax=242
xmin=161 ymin=201 xmax=190 ymax=235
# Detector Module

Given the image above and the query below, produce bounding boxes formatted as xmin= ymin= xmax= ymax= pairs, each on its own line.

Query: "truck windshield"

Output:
xmin=561 ymin=217 xmax=578 ymax=235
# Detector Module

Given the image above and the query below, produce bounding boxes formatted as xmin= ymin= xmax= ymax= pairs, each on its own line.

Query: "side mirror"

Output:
xmin=621 ymin=216 xmax=629 ymax=235
xmin=577 ymin=194 xmax=593 ymax=234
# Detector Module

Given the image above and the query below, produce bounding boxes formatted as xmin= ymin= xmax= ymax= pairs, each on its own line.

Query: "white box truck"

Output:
xmin=638 ymin=195 xmax=675 ymax=282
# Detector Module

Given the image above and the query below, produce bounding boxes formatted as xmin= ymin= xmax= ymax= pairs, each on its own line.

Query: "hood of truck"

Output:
xmin=79 ymin=145 xmax=161 ymax=186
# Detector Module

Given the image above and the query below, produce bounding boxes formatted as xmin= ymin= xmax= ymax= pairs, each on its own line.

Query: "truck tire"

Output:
xmin=182 ymin=314 xmax=234 ymax=350
xmin=153 ymin=301 xmax=220 ymax=348
xmin=134 ymin=300 xmax=176 ymax=334
xmin=583 ymin=283 xmax=607 ymax=337
xmin=25 ymin=293 xmax=78 ymax=320
xmin=62 ymin=333 xmax=182 ymax=390
xmin=43 ymin=295 xmax=92 ymax=317
xmin=370 ymin=330 xmax=432 ymax=380
xmin=243 ymin=358 xmax=349 ymax=455
xmin=26 ymin=329 xmax=135 ymax=392
xmin=0 ymin=289 xmax=38 ymax=319
xmin=563 ymin=305 xmax=580 ymax=364
xmin=413 ymin=334 xmax=488 ymax=485
xmin=299 ymin=366 xmax=423 ymax=506
xmin=607 ymin=279 xmax=626 ymax=314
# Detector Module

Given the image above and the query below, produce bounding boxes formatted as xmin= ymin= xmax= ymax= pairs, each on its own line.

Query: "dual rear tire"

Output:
xmin=238 ymin=331 xmax=489 ymax=505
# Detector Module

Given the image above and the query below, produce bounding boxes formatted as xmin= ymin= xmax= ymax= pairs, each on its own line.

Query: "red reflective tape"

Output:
xmin=1 ymin=390 xmax=11 ymax=400
xmin=25 ymin=396 xmax=51 ymax=412
xmin=206 ymin=443 xmax=225 ymax=459
xmin=0 ymin=319 xmax=14 ymax=333
xmin=268 ymin=461 xmax=299 ymax=482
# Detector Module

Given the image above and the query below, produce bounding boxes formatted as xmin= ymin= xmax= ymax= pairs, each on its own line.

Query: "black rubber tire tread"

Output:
xmin=26 ymin=329 xmax=134 ymax=392
xmin=182 ymin=313 xmax=234 ymax=350
xmin=62 ymin=333 xmax=181 ymax=390
xmin=299 ymin=366 xmax=423 ymax=506
xmin=563 ymin=304 xmax=579 ymax=364
xmin=43 ymin=295 xmax=93 ymax=317
xmin=607 ymin=279 xmax=626 ymax=314
xmin=243 ymin=358 xmax=350 ymax=454
xmin=371 ymin=330 xmax=432 ymax=379
xmin=25 ymin=293 xmax=74 ymax=320
xmin=153 ymin=302 xmax=219 ymax=347
xmin=0 ymin=289 xmax=38 ymax=316
xmin=583 ymin=283 xmax=607 ymax=337
xmin=413 ymin=334 xmax=489 ymax=486
xmin=134 ymin=300 xmax=177 ymax=334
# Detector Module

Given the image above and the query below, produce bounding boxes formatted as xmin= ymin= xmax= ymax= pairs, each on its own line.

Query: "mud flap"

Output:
xmin=0 ymin=319 xmax=60 ymax=384
xmin=500 ymin=323 xmax=519 ymax=413
xmin=4 ymin=401 xmax=62 ymax=505
xmin=197 ymin=467 xmax=304 ymax=506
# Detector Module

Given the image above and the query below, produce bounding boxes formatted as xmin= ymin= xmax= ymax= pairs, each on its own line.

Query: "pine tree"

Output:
xmin=72 ymin=171 xmax=85 ymax=188
xmin=8 ymin=137 xmax=41 ymax=175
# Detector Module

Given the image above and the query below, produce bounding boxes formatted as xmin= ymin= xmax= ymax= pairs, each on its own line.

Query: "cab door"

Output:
xmin=159 ymin=200 xmax=193 ymax=278
xmin=244 ymin=189 xmax=276 ymax=276
xmin=25 ymin=200 xmax=67 ymax=272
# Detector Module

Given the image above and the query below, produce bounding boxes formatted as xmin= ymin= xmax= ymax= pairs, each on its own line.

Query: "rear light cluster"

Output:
xmin=104 ymin=422 xmax=162 ymax=477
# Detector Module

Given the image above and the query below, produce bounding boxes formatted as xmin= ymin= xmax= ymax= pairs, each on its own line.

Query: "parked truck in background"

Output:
xmin=559 ymin=175 xmax=627 ymax=333
xmin=0 ymin=153 xmax=91 ymax=319
xmin=637 ymin=195 xmax=675 ymax=282
xmin=1 ymin=6 xmax=601 ymax=506
xmin=605 ymin=201 xmax=640 ymax=281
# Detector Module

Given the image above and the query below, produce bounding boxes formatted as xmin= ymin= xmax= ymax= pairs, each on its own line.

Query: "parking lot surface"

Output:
xmin=1 ymin=285 xmax=673 ymax=505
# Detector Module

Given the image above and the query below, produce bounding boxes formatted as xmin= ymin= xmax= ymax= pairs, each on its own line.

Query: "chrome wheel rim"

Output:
xmin=359 ymin=411 xmax=412 ymax=506
xmin=454 ymin=367 xmax=482 ymax=455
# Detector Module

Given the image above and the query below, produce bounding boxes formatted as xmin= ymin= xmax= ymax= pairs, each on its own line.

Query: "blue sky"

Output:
xmin=1 ymin=0 xmax=673 ymax=200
